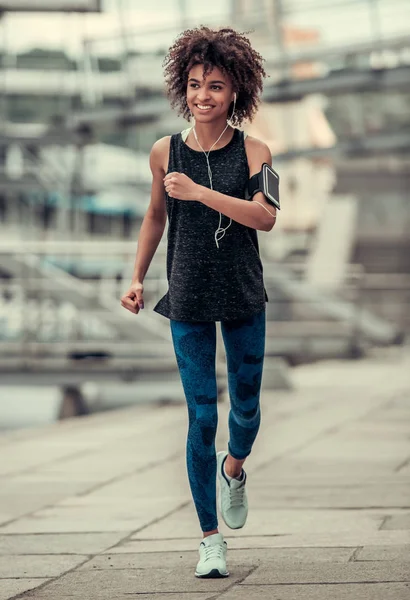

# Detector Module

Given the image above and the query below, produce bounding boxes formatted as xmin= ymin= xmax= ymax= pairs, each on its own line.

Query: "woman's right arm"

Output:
xmin=120 ymin=136 xmax=170 ymax=315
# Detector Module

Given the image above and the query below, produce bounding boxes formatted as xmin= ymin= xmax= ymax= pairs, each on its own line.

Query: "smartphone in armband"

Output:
xmin=248 ymin=163 xmax=280 ymax=210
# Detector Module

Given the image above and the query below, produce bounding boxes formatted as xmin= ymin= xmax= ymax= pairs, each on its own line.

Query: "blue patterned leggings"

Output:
xmin=170 ymin=309 xmax=265 ymax=532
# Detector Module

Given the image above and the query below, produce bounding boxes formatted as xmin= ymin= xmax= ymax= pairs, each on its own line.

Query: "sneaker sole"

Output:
xmin=195 ymin=569 xmax=229 ymax=578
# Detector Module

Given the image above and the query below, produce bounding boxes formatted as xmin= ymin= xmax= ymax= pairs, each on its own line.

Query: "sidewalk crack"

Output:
xmin=349 ymin=546 xmax=363 ymax=561
xmin=207 ymin=564 xmax=259 ymax=600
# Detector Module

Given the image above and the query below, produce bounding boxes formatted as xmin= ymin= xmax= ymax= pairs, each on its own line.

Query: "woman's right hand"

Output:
xmin=120 ymin=282 xmax=144 ymax=315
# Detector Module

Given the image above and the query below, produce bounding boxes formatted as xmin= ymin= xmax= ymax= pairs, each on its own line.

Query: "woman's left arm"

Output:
xmin=163 ymin=137 xmax=276 ymax=232
xmin=243 ymin=136 xmax=277 ymax=231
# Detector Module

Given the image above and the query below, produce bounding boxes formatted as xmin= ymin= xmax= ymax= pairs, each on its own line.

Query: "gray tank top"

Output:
xmin=153 ymin=127 xmax=268 ymax=322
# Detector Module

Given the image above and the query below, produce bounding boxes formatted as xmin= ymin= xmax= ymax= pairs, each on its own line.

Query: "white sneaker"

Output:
xmin=217 ymin=450 xmax=248 ymax=529
xmin=195 ymin=532 xmax=229 ymax=578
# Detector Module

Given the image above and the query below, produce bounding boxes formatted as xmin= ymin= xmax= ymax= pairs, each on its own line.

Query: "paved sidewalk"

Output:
xmin=0 ymin=350 xmax=409 ymax=600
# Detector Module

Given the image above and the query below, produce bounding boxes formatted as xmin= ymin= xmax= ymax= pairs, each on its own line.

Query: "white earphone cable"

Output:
xmin=192 ymin=94 xmax=237 ymax=248
xmin=253 ymin=200 xmax=276 ymax=219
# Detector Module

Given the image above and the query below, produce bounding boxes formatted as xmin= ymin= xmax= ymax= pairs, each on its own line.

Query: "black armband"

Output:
xmin=248 ymin=163 xmax=280 ymax=210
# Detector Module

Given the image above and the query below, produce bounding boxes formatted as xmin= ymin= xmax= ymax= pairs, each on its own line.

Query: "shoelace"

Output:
xmin=228 ymin=485 xmax=245 ymax=508
xmin=203 ymin=543 xmax=225 ymax=562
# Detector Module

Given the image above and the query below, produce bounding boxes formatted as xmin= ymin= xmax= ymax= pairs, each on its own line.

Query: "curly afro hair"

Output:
xmin=163 ymin=26 xmax=266 ymax=127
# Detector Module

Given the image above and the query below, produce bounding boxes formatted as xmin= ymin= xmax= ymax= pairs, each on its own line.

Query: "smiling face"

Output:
xmin=186 ymin=64 xmax=235 ymax=123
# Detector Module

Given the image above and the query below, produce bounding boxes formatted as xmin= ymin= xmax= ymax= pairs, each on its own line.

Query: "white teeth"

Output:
xmin=197 ymin=105 xmax=212 ymax=109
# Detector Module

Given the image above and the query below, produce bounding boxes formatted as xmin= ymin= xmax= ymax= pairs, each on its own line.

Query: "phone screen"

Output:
xmin=263 ymin=165 xmax=280 ymax=209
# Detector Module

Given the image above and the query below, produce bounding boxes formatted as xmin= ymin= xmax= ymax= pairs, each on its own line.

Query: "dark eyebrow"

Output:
xmin=188 ymin=78 xmax=226 ymax=85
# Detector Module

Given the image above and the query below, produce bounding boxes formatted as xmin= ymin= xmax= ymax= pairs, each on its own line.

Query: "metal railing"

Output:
xmin=0 ymin=240 xmax=405 ymax=376
xmin=75 ymin=0 xmax=410 ymax=108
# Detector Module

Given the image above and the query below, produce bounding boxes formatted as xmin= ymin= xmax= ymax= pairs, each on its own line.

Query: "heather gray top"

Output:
xmin=153 ymin=127 xmax=268 ymax=322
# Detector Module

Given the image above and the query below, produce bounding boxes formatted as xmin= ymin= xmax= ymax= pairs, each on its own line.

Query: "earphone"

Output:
xmin=192 ymin=92 xmax=237 ymax=248
xmin=193 ymin=124 xmax=230 ymax=248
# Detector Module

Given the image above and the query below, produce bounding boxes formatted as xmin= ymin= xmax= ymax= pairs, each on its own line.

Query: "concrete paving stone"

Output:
xmin=0 ymin=579 xmax=50 ymax=600
xmin=249 ymin=414 xmax=379 ymax=466
xmin=342 ymin=421 xmax=410 ymax=437
xmin=129 ymin=531 xmax=409 ymax=550
xmin=254 ymin=459 xmax=395 ymax=478
xmin=381 ymin=514 xmax=410 ymax=530
xmin=251 ymin=472 xmax=408 ymax=485
xmin=20 ymin=566 xmax=249 ymax=595
xmin=0 ymin=480 xmax=91 ymax=497
xmin=85 ymin=547 xmax=355 ymax=569
xmin=0 ymin=405 xmax=186 ymax=478
xmin=87 ymin=459 xmax=190 ymax=498
xmin=0 ymin=554 xmax=88 ymax=578
xmin=217 ymin=583 xmax=410 ymax=600
xmin=370 ymin=408 xmax=410 ymax=422
xmin=0 ymin=515 xmax=12 ymax=528
xmin=0 ymin=441 xmax=100 ymax=478
xmin=80 ymin=551 xmax=201 ymax=570
xmin=390 ymin=395 xmax=410 ymax=409
xmin=0 ymin=516 xmax=153 ymax=534
xmin=250 ymin=475 xmax=410 ymax=488
xmin=76 ymin=484 xmax=189 ymax=502
xmin=55 ymin=498 xmax=174 ymax=511
xmin=241 ymin=561 xmax=410 ymax=584
xmin=356 ymin=545 xmax=410 ymax=561
xmin=0 ymin=405 xmax=152 ymax=447
xmin=9 ymin=470 xmax=121 ymax=485
xmin=337 ymin=422 xmax=410 ymax=439
xmin=24 ymin=593 xmax=212 ymax=600
xmin=52 ymin=494 xmax=177 ymax=510
xmin=0 ymin=496 xmax=189 ymax=534
xmin=34 ymin=427 xmax=185 ymax=481
xmin=45 ymin=454 xmax=190 ymax=505
xmin=0 ymin=533 xmax=127 ymax=555
xmin=245 ymin=506 xmax=405 ymax=520
xmin=398 ymin=462 xmax=410 ymax=475
xmin=104 ymin=538 xmax=198 ymax=553
xmin=54 ymin=494 xmax=175 ymax=513
xmin=292 ymin=353 xmax=409 ymax=383
xmin=35 ymin=452 xmax=148 ymax=477
xmin=137 ymin=506 xmax=384 ymax=539
xmin=0 ymin=481 xmax=92 ymax=524
xmin=55 ymin=483 xmax=189 ymax=506
xmin=289 ymin=439 xmax=410 ymax=463
xmin=246 ymin=484 xmax=410 ymax=509
xmin=107 ymin=537 xmax=311 ymax=553
xmin=0 ymin=450 xmax=79 ymax=478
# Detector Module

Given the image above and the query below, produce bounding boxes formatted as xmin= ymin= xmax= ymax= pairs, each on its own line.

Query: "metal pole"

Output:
xmin=117 ymin=0 xmax=134 ymax=102
xmin=271 ymin=0 xmax=289 ymax=78
xmin=0 ymin=12 xmax=7 ymax=131
xmin=178 ymin=0 xmax=188 ymax=30
xmin=368 ymin=0 xmax=382 ymax=44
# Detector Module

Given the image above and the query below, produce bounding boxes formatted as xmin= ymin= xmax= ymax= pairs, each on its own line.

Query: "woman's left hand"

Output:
xmin=163 ymin=172 xmax=202 ymax=201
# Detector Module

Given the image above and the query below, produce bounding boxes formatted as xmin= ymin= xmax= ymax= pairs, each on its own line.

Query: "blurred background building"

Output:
xmin=0 ymin=0 xmax=409 ymax=427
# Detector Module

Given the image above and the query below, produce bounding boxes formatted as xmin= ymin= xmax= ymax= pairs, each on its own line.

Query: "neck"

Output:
xmin=192 ymin=117 xmax=232 ymax=151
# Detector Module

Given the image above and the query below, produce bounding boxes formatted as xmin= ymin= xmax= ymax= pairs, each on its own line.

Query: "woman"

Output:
xmin=121 ymin=26 xmax=276 ymax=578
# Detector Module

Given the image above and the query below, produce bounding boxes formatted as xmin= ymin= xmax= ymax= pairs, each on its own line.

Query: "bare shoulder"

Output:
xmin=151 ymin=135 xmax=171 ymax=155
xmin=244 ymin=135 xmax=272 ymax=165
xmin=150 ymin=135 xmax=171 ymax=175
